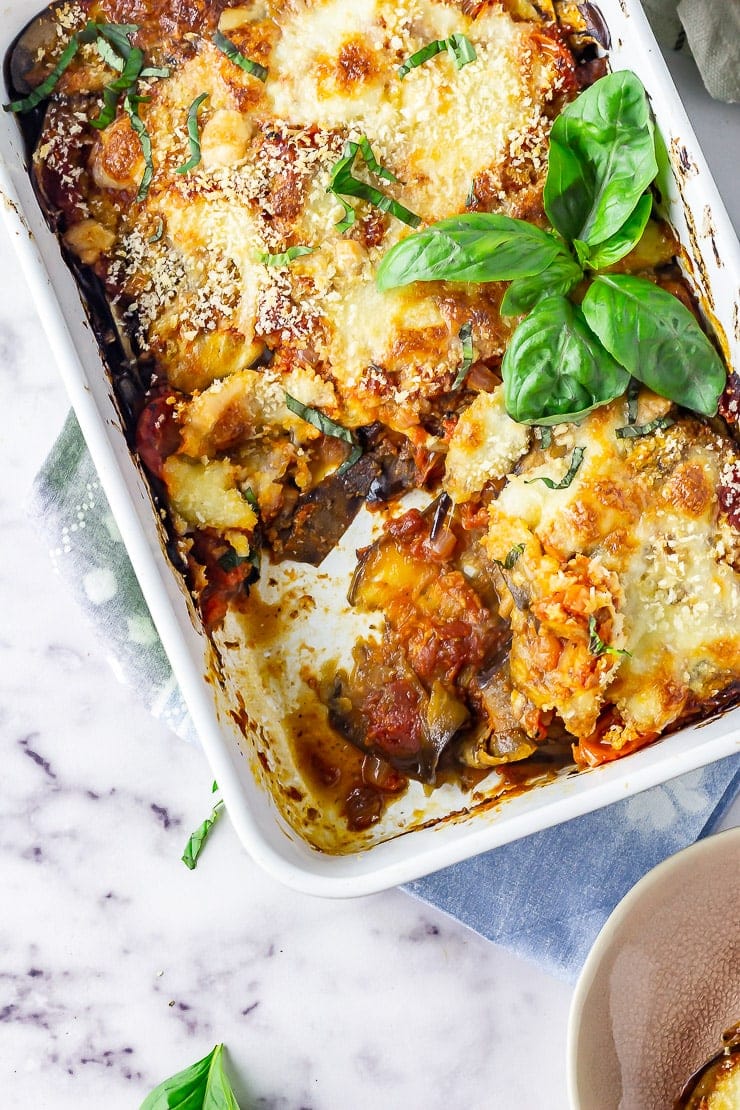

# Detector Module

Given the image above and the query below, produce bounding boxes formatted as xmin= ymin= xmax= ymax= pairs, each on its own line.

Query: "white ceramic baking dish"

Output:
xmin=2 ymin=0 xmax=739 ymax=895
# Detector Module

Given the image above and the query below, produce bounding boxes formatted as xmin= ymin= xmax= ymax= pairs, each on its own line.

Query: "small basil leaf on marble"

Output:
xmin=140 ymin=1042 xmax=242 ymax=1109
xmin=500 ymin=254 xmax=583 ymax=316
xmin=376 ymin=213 xmax=565 ymax=290
xmin=181 ymin=800 xmax=224 ymax=870
xmin=575 ymin=194 xmax=653 ymax=271
xmin=502 ymin=295 xmax=629 ymax=425
xmin=544 ymin=71 xmax=657 ymax=248
xmin=581 ymin=274 xmax=726 ymax=416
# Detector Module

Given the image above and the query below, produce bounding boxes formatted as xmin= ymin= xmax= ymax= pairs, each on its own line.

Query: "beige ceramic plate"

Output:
xmin=568 ymin=826 xmax=740 ymax=1110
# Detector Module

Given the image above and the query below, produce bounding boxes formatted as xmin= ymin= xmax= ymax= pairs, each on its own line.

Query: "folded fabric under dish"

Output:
xmin=642 ymin=0 xmax=740 ymax=103
xmin=34 ymin=413 xmax=740 ymax=980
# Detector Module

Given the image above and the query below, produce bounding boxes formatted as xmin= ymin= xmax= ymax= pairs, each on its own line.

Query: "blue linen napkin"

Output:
xmin=34 ymin=412 xmax=740 ymax=981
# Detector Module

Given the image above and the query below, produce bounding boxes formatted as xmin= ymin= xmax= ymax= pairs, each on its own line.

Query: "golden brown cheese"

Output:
xmin=39 ymin=0 xmax=573 ymax=438
xmin=482 ymin=397 xmax=740 ymax=760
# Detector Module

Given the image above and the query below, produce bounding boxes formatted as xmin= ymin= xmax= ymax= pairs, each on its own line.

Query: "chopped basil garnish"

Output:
xmin=616 ymin=415 xmax=675 ymax=439
xmin=494 ymin=544 xmax=525 ymax=571
xmin=213 ymin=29 xmax=268 ymax=82
xmin=285 ymin=393 xmax=362 ymax=475
xmin=328 ymin=137 xmax=421 ymax=232
xmin=465 ymin=181 xmax=476 ymax=208
xmin=141 ymin=1044 xmax=242 ymax=1110
xmin=525 ymin=446 xmax=585 ymax=490
xmin=588 ymin=615 xmax=631 ymax=659
xmin=123 ymin=94 xmax=153 ymax=200
xmin=451 ymin=321 xmax=474 ymax=390
xmin=258 ymin=245 xmax=315 ymax=267
xmin=4 ymin=35 xmax=80 ymax=113
xmin=243 ymin=487 xmax=259 ymax=512
xmin=4 ymin=20 xmax=168 ymax=117
xmin=176 ymin=92 xmax=209 ymax=174
xmin=538 ymin=426 xmax=553 ymax=450
xmin=95 ymin=37 xmax=125 ymax=72
xmin=398 ymin=32 xmax=476 ymax=79
xmin=148 ymin=217 xmax=164 ymax=243
xmin=140 ymin=64 xmax=171 ymax=79
xmin=181 ymin=799 xmax=224 ymax=870
xmin=90 ymin=46 xmax=144 ymax=129
xmin=92 ymin=22 xmax=139 ymax=58
xmin=354 ymin=135 xmax=398 ymax=183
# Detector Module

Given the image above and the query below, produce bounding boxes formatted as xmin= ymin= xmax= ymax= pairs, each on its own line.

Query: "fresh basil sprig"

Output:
xmin=500 ymin=254 xmax=583 ymax=316
xmin=213 ymin=29 xmax=268 ymax=82
xmin=285 ymin=394 xmax=362 ymax=475
xmin=573 ymin=193 xmax=653 ymax=271
xmin=140 ymin=1043 xmax=242 ymax=1110
xmin=544 ymin=71 xmax=657 ymax=257
xmin=328 ymin=137 xmax=420 ymax=233
xmin=503 ymin=296 xmax=629 ymax=425
xmin=375 ymin=70 xmax=726 ymax=424
xmin=581 ymin=275 xmax=727 ymax=417
xmin=176 ymin=93 xmax=209 ymax=174
xmin=398 ymin=33 xmax=476 ymax=79
xmin=376 ymin=214 xmax=567 ymax=290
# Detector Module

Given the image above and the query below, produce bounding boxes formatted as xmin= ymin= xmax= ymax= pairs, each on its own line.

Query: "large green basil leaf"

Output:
xmin=502 ymin=295 xmax=630 ymax=425
xmin=500 ymin=254 xmax=583 ymax=316
xmin=574 ymin=194 xmax=653 ymax=270
xmin=581 ymin=274 xmax=726 ymax=416
xmin=544 ymin=71 xmax=657 ymax=248
xmin=375 ymin=213 xmax=566 ymax=290
xmin=140 ymin=1043 xmax=241 ymax=1109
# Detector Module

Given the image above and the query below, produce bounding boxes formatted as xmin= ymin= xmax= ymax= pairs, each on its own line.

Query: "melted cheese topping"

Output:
xmin=484 ymin=399 xmax=740 ymax=751
xmin=45 ymin=0 xmax=571 ymax=434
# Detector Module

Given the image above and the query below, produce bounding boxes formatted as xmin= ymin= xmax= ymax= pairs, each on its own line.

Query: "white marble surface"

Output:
xmin=1 ymin=42 xmax=739 ymax=1110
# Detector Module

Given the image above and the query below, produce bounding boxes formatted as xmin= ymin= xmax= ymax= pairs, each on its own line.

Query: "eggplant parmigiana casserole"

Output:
xmin=7 ymin=0 xmax=740 ymax=848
